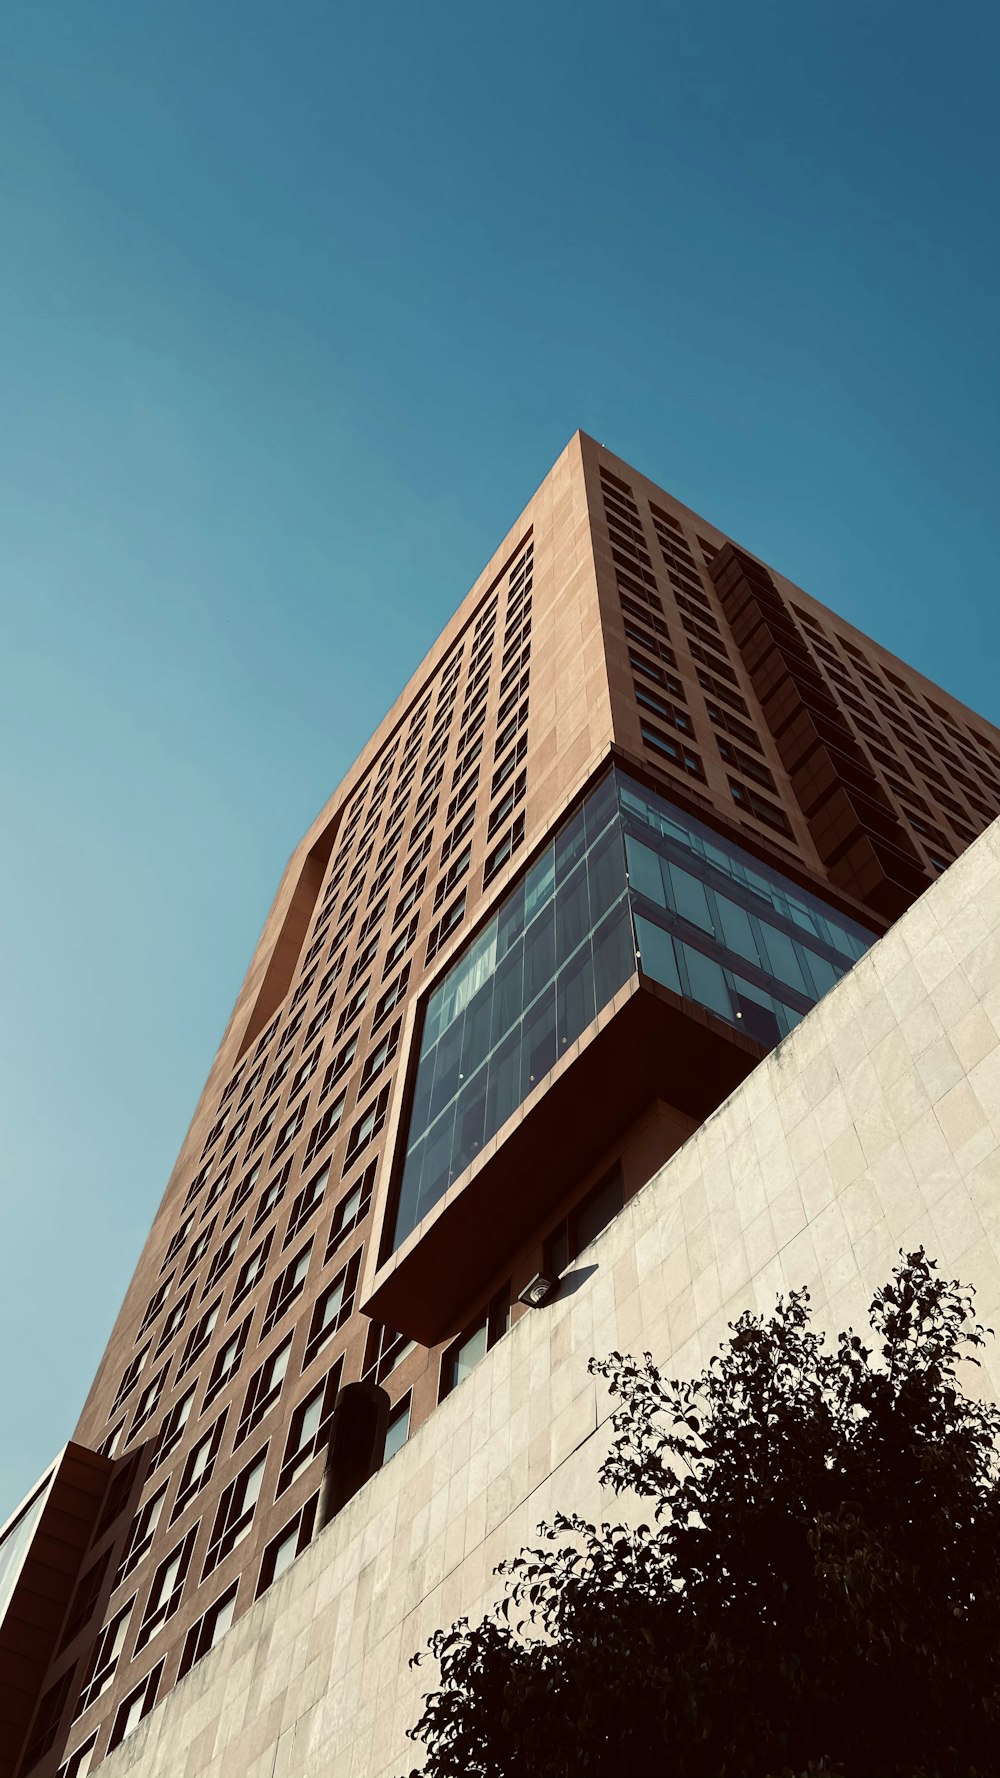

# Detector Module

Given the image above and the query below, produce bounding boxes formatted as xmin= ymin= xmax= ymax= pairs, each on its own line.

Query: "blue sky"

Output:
xmin=1 ymin=0 xmax=998 ymax=1510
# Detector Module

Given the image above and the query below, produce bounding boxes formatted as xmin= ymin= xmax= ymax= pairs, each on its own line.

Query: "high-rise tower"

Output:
xmin=5 ymin=433 xmax=1000 ymax=1778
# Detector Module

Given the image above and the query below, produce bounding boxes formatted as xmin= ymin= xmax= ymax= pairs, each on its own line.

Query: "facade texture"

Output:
xmin=3 ymin=432 xmax=1000 ymax=1778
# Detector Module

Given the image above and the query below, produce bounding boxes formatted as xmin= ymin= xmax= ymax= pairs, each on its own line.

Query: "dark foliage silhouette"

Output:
xmin=406 ymin=1249 xmax=1000 ymax=1778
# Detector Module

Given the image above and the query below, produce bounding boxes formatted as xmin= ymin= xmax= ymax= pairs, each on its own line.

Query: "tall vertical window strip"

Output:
xmin=393 ymin=771 xmax=633 ymax=1248
xmin=392 ymin=770 xmax=874 ymax=1250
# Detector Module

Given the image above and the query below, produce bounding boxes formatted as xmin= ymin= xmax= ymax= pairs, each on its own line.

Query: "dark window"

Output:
xmin=106 ymin=1661 xmax=164 ymax=1753
xmin=363 ymin=1321 xmax=419 ymax=1386
xmin=250 ymin=1162 xmax=291 ymax=1234
xmin=303 ymin=1091 xmax=347 ymax=1166
xmin=304 ymin=1252 xmax=362 ymax=1368
xmin=225 ymin=1160 xmax=261 ymax=1227
xmin=434 ymin=845 xmax=471 ymax=910
xmin=372 ymin=965 xmax=410 ymax=1032
xmin=487 ymin=769 xmax=527 ymax=839
xmin=283 ymin=1161 xmax=332 ymax=1247
xmin=177 ymin=1583 xmax=238 ymax=1681
xmin=171 ymin=1410 xmax=228 ymax=1520
xmin=115 ymin=1484 xmax=167 ymax=1588
xmin=426 ymin=891 xmax=467 ymax=962
xmin=344 ymin=1084 xmax=391 ymax=1170
xmin=545 ymin=1168 xmax=624 ymax=1276
xmin=440 ymin=804 xmax=476 ymax=864
xmin=139 ymin=1278 xmax=172 ymax=1335
xmin=205 ymin=1315 xmax=252 ymax=1404
xmin=272 ymin=1101 xmax=306 ymax=1160
xmin=640 ymin=722 xmax=705 ymax=780
xmin=202 ymin=1447 xmax=269 ymax=1578
xmin=382 ymin=1395 xmax=411 ymax=1465
xmin=235 ymin=1335 xmax=293 ymax=1448
xmin=483 ymin=813 xmax=526 ymax=886
xmin=204 ymin=1225 xmax=243 ymax=1293
xmin=716 ymin=736 xmax=777 ymax=791
xmin=325 ymin=1162 xmax=376 ymax=1262
xmin=320 ymin=1033 xmax=359 ymax=1100
xmin=393 ymin=872 xmax=425 ymax=927
xmin=180 ymin=1219 xmax=215 ymax=1279
xmin=277 ymin=1363 xmax=342 ymax=1495
xmin=383 ymin=916 xmax=417 ymax=974
xmin=262 ymin=1242 xmax=313 ymax=1338
xmin=74 ymin=1596 xmax=136 ymax=1716
xmin=359 ymin=1020 xmax=401 ymax=1094
xmin=112 ymin=1345 xmax=150 ymax=1411
xmin=178 ymin=1298 xmax=222 ymax=1377
xmin=440 ymin=1289 xmax=511 ymax=1398
xmin=446 ymin=769 xmax=479 ymax=826
xmin=135 ymin=1526 xmax=199 ymax=1649
xmin=728 ymin=778 xmax=793 ymax=835
xmin=229 ymin=1233 xmax=272 ymax=1315
xmin=147 ymin=1384 xmax=196 ymax=1470
xmin=255 ymin=1495 xmax=318 ymax=1601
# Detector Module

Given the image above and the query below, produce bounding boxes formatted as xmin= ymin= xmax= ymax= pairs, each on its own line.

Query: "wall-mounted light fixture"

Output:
xmin=518 ymin=1272 xmax=557 ymax=1309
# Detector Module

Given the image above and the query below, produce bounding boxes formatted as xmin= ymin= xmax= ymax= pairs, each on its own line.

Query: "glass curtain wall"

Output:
xmin=393 ymin=772 xmax=633 ymax=1247
xmin=619 ymin=775 xmax=873 ymax=1047
xmin=393 ymin=769 xmax=874 ymax=1250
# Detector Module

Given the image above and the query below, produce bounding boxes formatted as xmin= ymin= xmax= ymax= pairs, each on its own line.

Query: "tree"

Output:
xmin=406 ymin=1250 xmax=1000 ymax=1778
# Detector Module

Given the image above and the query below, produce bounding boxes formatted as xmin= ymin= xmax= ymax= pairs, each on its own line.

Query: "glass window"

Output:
xmin=668 ymin=864 xmax=715 ymax=935
xmin=394 ymin=772 xmax=630 ymax=1250
xmin=635 ymin=915 xmax=682 ymax=995
xmin=392 ymin=766 xmax=872 ymax=1255
xmin=625 ymin=834 xmax=665 ymax=906
xmin=382 ymin=1397 xmax=410 ymax=1465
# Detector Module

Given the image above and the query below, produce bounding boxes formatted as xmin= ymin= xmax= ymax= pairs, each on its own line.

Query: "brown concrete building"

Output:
xmin=4 ymin=431 xmax=1000 ymax=1778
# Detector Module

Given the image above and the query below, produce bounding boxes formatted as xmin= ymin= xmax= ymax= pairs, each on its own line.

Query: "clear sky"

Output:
xmin=1 ymin=0 xmax=998 ymax=1511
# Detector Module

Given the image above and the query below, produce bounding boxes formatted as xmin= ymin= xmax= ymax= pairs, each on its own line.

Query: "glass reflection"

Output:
xmin=393 ymin=768 xmax=875 ymax=1251
xmin=393 ymin=777 xmax=632 ymax=1247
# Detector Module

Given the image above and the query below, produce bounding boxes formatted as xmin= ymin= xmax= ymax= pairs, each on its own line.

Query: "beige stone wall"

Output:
xmin=91 ymin=817 xmax=1000 ymax=1778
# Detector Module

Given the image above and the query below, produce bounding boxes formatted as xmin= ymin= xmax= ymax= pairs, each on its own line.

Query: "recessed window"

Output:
xmin=483 ymin=812 xmax=526 ymax=886
xmin=148 ymin=1383 xmax=196 ymax=1470
xmin=202 ymin=1448 xmax=268 ymax=1578
xmin=205 ymin=1315 xmax=251 ymax=1404
xmin=115 ymin=1484 xmax=167 ymax=1588
xmin=305 ymin=1253 xmax=361 ymax=1367
xmin=359 ymin=1020 xmax=401 ymax=1095
xmin=177 ymin=1583 xmax=238 ymax=1681
xmin=106 ymin=1661 xmax=164 ymax=1753
xmin=383 ymin=917 xmax=417 ymax=975
xmin=234 ymin=1340 xmax=292 ymax=1456
xmin=344 ymin=1083 xmax=391 ymax=1169
xmin=440 ymin=1289 xmax=510 ymax=1399
xmin=272 ymin=1102 xmax=306 ymax=1160
xmin=204 ymin=1225 xmax=242 ymax=1292
xmin=545 ymin=1168 xmax=625 ymax=1278
xmin=74 ymin=1597 xmax=135 ymax=1717
xmin=324 ymin=1162 xmax=375 ymax=1262
xmin=303 ymin=1092 xmax=346 ymax=1167
xmin=135 ymin=1526 xmax=199 ymax=1649
xmin=426 ymin=891 xmax=467 ymax=962
xmin=112 ymin=1345 xmax=150 ymax=1411
xmin=283 ymin=1162 xmax=331 ymax=1247
xmin=171 ymin=1411 xmax=228 ymax=1520
xmin=178 ymin=1298 xmax=221 ymax=1376
xmin=321 ymin=1033 xmax=359 ymax=1100
xmin=372 ymin=965 xmax=410 ymax=1031
xmin=130 ymin=1367 xmax=167 ymax=1438
xmin=382 ymin=1396 xmax=411 ymax=1466
xmin=277 ymin=1363 xmax=341 ymax=1495
xmin=262 ymin=1242 xmax=313 ymax=1338
xmin=255 ymin=1495 xmax=319 ymax=1600
xmin=250 ymin=1166 xmax=289 ymax=1233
